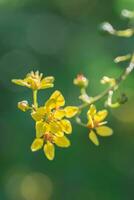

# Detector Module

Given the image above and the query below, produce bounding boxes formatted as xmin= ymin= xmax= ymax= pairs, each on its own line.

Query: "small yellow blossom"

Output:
xmin=31 ymin=134 xmax=70 ymax=160
xmin=87 ymin=104 xmax=113 ymax=146
xmin=12 ymin=71 xmax=54 ymax=90
xmin=31 ymin=90 xmax=78 ymax=160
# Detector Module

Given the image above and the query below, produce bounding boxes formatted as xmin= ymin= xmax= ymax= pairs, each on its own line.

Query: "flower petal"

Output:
xmin=89 ymin=130 xmax=99 ymax=146
xmin=50 ymin=121 xmax=64 ymax=137
xmin=64 ymin=106 xmax=79 ymax=118
xmin=96 ymin=126 xmax=113 ymax=136
xmin=54 ymin=136 xmax=70 ymax=147
xmin=44 ymin=141 xmax=55 ymax=160
xmin=45 ymin=90 xmax=65 ymax=110
xmin=87 ymin=104 xmax=96 ymax=118
xmin=60 ymin=119 xmax=72 ymax=134
xmin=31 ymin=107 xmax=46 ymax=121
xmin=87 ymin=115 xmax=94 ymax=129
xmin=25 ymin=77 xmax=40 ymax=90
xmin=36 ymin=121 xmax=49 ymax=138
xmin=94 ymin=110 xmax=108 ymax=122
xmin=40 ymin=76 xmax=54 ymax=89
xmin=53 ymin=109 xmax=65 ymax=120
xmin=31 ymin=138 xmax=44 ymax=152
xmin=12 ymin=79 xmax=29 ymax=87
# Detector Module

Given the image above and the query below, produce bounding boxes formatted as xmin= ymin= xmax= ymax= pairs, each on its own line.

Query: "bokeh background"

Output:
xmin=0 ymin=0 xmax=134 ymax=199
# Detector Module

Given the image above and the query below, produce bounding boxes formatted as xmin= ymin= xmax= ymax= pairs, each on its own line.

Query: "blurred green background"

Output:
xmin=0 ymin=0 xmax=134 ymax=200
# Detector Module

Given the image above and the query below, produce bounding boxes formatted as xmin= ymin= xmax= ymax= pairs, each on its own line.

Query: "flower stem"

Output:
xmin=76 ymin=116 xmax=87 ymax=127
xmin=33 ymin=90 xmax=38 ymax=108
xmin=76 ymin=53 xmax=134 ymax=127
xmin=78 ymin=53 xmax=134 ymax=110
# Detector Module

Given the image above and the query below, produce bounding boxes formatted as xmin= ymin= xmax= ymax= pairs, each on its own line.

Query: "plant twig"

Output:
xmin=33 ymin=90 xmax=38 ymax=108
xmin=78 ymin=53 xmax=134 ymax=110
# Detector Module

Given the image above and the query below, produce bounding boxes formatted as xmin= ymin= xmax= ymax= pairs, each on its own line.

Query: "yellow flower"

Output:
xmin=12 ymin=71 xmax=54 ymax=90
xmin=87 ymin=104 xmax=113 ymax=146
xmin=31 ymin=134 xmax=70 ymax=160
xmin=31 ymin=90 xmax=78 ymax=160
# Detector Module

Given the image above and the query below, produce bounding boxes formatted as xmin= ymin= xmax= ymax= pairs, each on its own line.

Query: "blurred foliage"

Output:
xmin=0 ymin=0 xmax=134 ymax=200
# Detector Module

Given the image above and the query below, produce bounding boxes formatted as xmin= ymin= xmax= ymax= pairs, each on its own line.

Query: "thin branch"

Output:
xmin=78 ymin=53 xmax=134 ymax=110
xmin=33 ymin=90 xmax=38 ymax=108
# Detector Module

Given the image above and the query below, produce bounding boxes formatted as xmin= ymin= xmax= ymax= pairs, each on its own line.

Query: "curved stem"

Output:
xmin=78 ymin=53 xmax=134 ymax=110
xmin=76 ymin=116 xmax=87 ymax=127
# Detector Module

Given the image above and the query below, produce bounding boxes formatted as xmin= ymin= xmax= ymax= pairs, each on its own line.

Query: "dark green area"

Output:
xmin=0 ymin=0 xmax=134 ymax=199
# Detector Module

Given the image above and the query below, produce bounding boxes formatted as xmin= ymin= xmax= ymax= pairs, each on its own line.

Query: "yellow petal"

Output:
xmin=12 ymin=79 xmax=29 ymax=87
xmin=44 ymin=141 xmax=55 ymax=160
xmin=31 ymin=138 xmax=44 ymax=152
xmin=45 ymin=90 xmax=65 ymax=110
xmin=116 ymin=29 xmax=134 ymax=37
xmin=40 ymin=76 xmax=54 ymax=89
xmin=94 ymin=110 xmax=108 ymax=122
xmin=89 ymin=130 xmax=99 ymax=146
xmin=87 ymin=115 xmax=94 ymax=129
xmin=87 ymin=104 xmax=96 ymax=118
xmin=25 ymin=77 xmax=40 ymax=90
xmin=54 ymin=136 xmax=70 ymax=147
xmin=31 ymin=107 xmax=46 ymax=121
xmin=60 ymin=119 xmax=72 ymax=134
xmin=41 ymin=83 xmax=54 ymax=89
xmin=50 ymin=90 xmax=65 ymax=106
xmin=45 ymin=99 xmax=56 ymax=111
xmin=50 ymin=121 xmax=64 ymax=137
xmin=36 ymin=121 xmax=48 ymax=138
xmin=96 ymin=126 xmax=113 ymax=136
xmin=64 ymin=106 xmax=79 ymax=118
xmin=53 ymin=109 xmax=65 ymax=120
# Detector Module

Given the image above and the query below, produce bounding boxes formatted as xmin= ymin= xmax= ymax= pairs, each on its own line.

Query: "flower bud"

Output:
xmin=99 ymin=22 xmax=115 ymax=35
xmin=18 ymin=100 xmax=29 ymax=112
xmin=114 ymin=54 xmax=131 ymax=63
xmin=101 ymin=76 xmax=116 ymax=86
xmin=121 ymin=9 xmax=134 ymax=19
xmin=73 ymin=74 xmax=89 ymax=88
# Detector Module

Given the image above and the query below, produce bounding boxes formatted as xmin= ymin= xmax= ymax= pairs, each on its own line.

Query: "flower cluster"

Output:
xmin=87 ymin=105 xmax=113 ymax=146
xmin=12 ymin=9 xmax=134 ymax=161
xmin=31 ymin=91 xmax=78 ymax=160
xmin=73 ymin=74 xmax=113 ymax=146
xmin=12 ymin=71 xmax=78 ymax=160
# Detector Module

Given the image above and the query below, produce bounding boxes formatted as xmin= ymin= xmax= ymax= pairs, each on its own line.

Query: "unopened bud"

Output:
xmin=121 ymin=9 xmax=134 ymax=19
xmin=74 ymin=74 xmax=89 ymax=88
xmin=18 ymin=100 xmax=29 ymax=112
xmin=114 ymin=54 xmax=131 ymax=63
xmin=99 ymin=22 xmax=115 ymax=35
xmin=101 ymin=76 xmax=116 ymax=86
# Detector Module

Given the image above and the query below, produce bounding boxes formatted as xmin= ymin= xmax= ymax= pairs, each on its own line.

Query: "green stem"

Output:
xmin=78 ymin=53 xmax=134 ymax=110
xmin=76 ymin=116 xmax=87 ymax=127
xmin=80 ymin=87 xmax=87 ymax=95
xmin=33 ymin=90 xmax=38 ymax=108
xmin=76 ymin=53 xmax=134 ymax=127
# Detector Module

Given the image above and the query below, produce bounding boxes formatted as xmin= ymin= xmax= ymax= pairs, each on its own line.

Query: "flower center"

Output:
xmin=44 ymin=132 xmax=53 ymax=142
